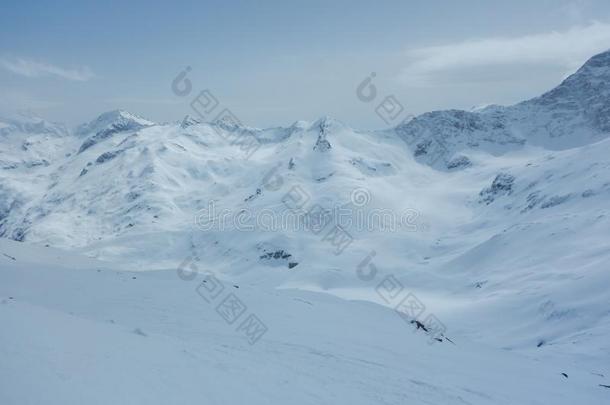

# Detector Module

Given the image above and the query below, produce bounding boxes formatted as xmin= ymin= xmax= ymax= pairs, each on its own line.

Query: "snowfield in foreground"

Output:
xmin=1 ymin=238 xmax=609 ymax=405
xmin=1 ymin=51 xmax=610 ymax=404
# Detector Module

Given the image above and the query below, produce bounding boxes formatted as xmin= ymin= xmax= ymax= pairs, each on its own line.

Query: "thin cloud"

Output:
xmin=0 ymin=57 xmax=95 ymax=81
xmin=399 ymin=21 xmax=610 ymax=86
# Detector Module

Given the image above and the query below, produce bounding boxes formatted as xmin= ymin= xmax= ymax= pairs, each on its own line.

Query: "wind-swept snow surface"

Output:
xmin=1 ymin=239 xmax=609 ymax=405
xmin=1 ymin=51 xmax=610 ymax=404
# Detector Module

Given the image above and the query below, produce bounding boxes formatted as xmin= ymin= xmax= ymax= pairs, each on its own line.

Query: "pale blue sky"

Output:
xmin=1 ymin=0 xmax=610 ymax=129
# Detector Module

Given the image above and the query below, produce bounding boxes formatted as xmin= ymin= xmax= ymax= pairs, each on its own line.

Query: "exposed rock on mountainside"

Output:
xmin=395 ymin=49 xmax=610 ymax=167
xmin=76 ymin=110 xmax=155 ymax=153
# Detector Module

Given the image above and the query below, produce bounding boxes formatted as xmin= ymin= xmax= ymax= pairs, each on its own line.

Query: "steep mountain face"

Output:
xmin=1 ymin=51 xmax=610 ymax=388
xmin=75 ymin=109 xmax=154 ymax=137
xmin=0 ymin=112 xmax=355 ymax=247
xmin=394 ymin=109 xmax=525 ymax=168
xmin=0 ymin=112 xmax=70 ymax=166
xmin=1 ymin=51 xmax=609 ymax=260
xmin=0 ymin=113 xmax=75 ymax=241
xmin=75 ymin=109 xmax=155 ymax=153
xmin=509 ymin=49 xmax=610 ymax=148
xmin=0 ymin=51 xmax=609 ymax=263
xmin=396 ymin=49 xmax=610 ymax=167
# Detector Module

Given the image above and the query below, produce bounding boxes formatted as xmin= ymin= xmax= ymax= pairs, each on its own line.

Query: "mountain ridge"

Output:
xmin=1 ymin=52 xmax=610 ymax=398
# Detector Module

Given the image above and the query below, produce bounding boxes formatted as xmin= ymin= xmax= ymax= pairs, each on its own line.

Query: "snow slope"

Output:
xmin=1 ymin=50 xmax=610 ymax=404
xmin=1 ymin=238 xmax=609 ymax=405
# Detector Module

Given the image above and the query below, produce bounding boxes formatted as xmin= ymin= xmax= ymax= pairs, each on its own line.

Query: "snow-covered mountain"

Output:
xmin=397 ymin=49 xmax=610 ymax=167
xmin=2 ymin=51 xmax=609 ymax=253
xmin=2 ymin=50 xmax=610 ymax=404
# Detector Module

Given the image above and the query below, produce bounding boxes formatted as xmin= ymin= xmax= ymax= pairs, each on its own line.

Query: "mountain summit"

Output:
xmin=76 ymin=109 xmax=155 ymax=137
xmin=1 ymin=51 xmax=610 ymax=246
xmin=516 ymin=49 xmax=610 ymax=143
xmin=1 ymin=51 xmax=610 ymax=405
xmin=395 ymin=49 xmax=610 ymax=167
xmin=75 ymin=110 xmax=155 ymax=153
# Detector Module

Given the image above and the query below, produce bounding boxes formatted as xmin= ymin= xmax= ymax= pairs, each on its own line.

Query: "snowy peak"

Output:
xmin=394 ymin=50 xmax=610 ymax=168
xmin=518 ymin=49 xmax=610 ymax=137
xmin=395 ymin=108 xmax=524 ymax=168
xmin=568 ymin=49 xmax=610 ymax=82
xmin=0 ymin=112 xmax=69 ymax=138
xmin=310 ymin=116 xmax=350 ymax=152
xmin=76 ymin=110 xmax=155 ymax=137
xmin=288 ymin=120 xmax=309 ymax=131
xmin=309 ymin=116 xmax=347 ymax=133
xmin=524 ymin=49 xmax=610 ymax=111
xmin=180 ymin=114 xmax=202 ymax=128
xmin=76 ymin=110 xmax=155 ymax=153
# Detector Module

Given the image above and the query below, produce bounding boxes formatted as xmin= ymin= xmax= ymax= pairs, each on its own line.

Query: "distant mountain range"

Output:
xmin=2 ymin=49 xmax=610 ymax=404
